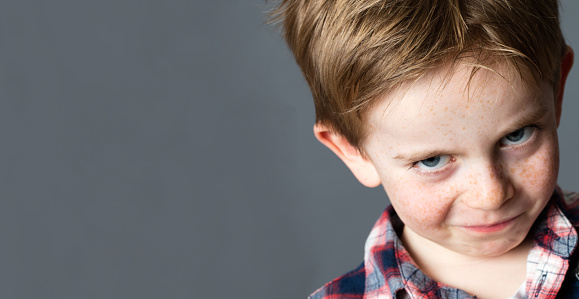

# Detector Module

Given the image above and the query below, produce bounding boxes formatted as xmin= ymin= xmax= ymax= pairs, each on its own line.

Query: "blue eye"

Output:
xmin=416 ymin=155 xmax=452 ymax=170
xmin=500 ymin=126 xmax=535 ymax=146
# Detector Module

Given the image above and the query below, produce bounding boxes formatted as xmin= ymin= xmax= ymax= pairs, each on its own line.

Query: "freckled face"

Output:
xmin=363 ymin=64 xmax=560 ymax=257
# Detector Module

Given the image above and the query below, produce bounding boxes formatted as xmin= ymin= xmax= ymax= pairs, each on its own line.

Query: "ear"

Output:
xmin=555 ymin=46 xmax=574 ymax=127
xmin=313 ymin=124 xmax=381 ymax=188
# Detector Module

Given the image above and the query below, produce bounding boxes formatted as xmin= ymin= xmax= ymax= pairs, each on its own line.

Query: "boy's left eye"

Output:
xmin=500 ymin=126 xmax=535 ymax=146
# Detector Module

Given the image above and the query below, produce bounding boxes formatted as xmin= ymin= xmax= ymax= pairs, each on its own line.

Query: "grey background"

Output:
xmin=0 ymin=1 xmax=576 ymax=298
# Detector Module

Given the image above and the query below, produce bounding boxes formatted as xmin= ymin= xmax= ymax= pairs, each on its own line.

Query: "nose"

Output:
xmin=464 ymin=162 xmax=514 ymax=210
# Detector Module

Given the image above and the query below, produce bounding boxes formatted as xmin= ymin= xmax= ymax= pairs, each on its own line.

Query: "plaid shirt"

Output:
xmin=309 ymin=187 xmax=579 ymax=299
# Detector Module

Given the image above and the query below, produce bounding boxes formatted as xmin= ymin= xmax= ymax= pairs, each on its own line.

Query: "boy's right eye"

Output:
xmin=415 ymin=155 xmax=452 ymax=171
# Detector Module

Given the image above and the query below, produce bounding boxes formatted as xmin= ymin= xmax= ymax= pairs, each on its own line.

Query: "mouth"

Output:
xmin=460 ymin=215 xmax=519 ymax=233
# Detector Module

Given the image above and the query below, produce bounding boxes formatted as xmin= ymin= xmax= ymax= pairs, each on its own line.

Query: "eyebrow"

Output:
xmin=392 ymin=100 xmax=550 ymax=162
xmin=496 ymin=101 xmax=549 ymax=138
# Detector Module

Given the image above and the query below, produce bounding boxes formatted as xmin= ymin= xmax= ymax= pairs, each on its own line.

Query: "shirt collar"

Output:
xmin=524 ymin=188 xmax=578 ymax=297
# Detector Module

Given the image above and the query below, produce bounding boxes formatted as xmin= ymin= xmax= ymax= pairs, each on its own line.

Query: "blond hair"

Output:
xmin=270 ymin=0 xmax=566 ymax=150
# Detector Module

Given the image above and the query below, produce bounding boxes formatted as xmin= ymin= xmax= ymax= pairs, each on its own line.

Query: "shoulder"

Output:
xmin=560 ymin=190 xmax=579 ymax=208
xmin=308 ymin=262 xmax=366 ymax=299
xmin=557 ymin=189 xmax=579 ymax=226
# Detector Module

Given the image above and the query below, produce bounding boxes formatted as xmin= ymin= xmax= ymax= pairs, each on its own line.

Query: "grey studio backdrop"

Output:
xmin=0 ymin=1 xmax=577 ymax=298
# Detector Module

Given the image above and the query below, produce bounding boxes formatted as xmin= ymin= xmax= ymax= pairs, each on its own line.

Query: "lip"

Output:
xmin=460 ymin=216 xmax=519 ymax=233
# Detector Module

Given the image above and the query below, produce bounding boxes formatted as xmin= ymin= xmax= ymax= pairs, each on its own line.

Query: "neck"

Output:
xmin=401 ymin=227 xmax=533 ymax=298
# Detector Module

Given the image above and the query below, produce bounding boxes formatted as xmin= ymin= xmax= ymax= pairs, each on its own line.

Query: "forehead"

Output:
xmin=363 ymin=62 xmax=552 ymax=148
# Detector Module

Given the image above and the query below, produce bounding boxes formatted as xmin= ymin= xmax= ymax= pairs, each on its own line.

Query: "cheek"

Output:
xmin=382 ymin=176 xmax=455 ymax=230
xmin=510 ymin=137 xmax=559 ymax=195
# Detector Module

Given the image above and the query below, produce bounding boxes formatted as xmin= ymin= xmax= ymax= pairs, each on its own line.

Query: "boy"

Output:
xmin=272 ymin=0 xmax=578 ymax=298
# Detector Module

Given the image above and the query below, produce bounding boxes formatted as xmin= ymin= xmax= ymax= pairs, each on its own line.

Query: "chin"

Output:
xmin=458 ymin=236 xmax=528 ymax=258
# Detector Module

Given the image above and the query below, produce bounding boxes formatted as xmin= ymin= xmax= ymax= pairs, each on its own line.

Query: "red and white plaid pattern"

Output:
xmin=309 ymin=187 xmax=579 ymax=299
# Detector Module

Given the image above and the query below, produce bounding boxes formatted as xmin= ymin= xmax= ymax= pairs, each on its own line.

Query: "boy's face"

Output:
xmin=361 ymin=63 xmax=562 ymax=258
